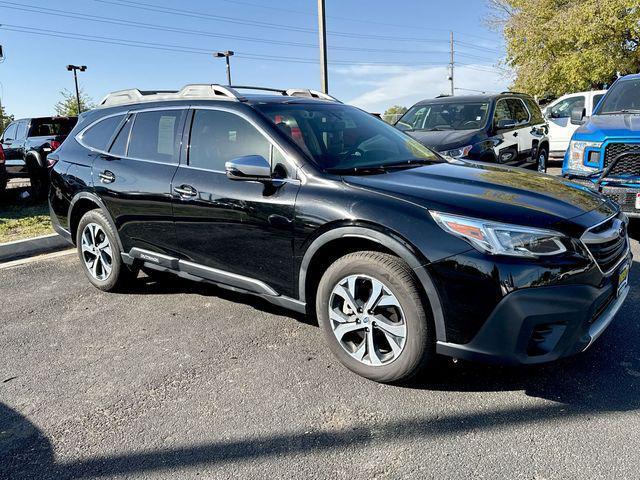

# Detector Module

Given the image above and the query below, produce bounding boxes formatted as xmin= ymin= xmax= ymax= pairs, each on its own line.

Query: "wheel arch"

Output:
xmin=68 ymin=192 xmax=123 ymax=252
xmin=25 ymin=150 xmax=44 ymax=168
xmin=299 ymin=225 xmax=447 ymax=341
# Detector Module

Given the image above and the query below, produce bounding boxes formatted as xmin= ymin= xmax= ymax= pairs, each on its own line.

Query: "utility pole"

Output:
xmin=66 ymin=65 xmax=87 ymax=114
xmin=449 ymin=31 xmax=454 ymax=96
xmin=317 ymin=0 xmax=328 ymax=94
xmin=213 ymin=51 xmax=234 ymax=85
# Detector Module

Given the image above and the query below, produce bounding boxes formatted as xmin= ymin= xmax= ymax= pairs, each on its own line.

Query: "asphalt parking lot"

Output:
xmin=1 ymin=219 xmax=639 ymax=479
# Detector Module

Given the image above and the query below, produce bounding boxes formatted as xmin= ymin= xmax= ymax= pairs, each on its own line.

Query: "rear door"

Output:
xmin=81 ymin=108 xmax=186 ymax=254
xmin=491 ymin=99 xmax=520 ymax=165
xmin=507 ymin=98 xmax=536 ymax=164
xmin=171 ymin=107 xmax=300 ymax=297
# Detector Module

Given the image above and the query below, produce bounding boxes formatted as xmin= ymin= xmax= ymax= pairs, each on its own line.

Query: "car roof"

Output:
xmin=413 ymin=93 xmax=533 ymax=106
xmin=13 ymin=116 xmax=78 ymax=123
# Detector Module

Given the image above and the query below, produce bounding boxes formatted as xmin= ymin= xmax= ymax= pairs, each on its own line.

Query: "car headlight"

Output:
xmin=567 ymin=141 xmax=601 ymax=172
xmin=430 ymin=211 xmax=568 ymax=257
xmin=439 ymin=145 xmax=473 ymax=159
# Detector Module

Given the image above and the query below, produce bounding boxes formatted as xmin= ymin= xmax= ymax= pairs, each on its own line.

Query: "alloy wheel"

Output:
xmin=81 ymin=223 xmax=113 ymax=281
xmin=328 ymin=274 xmax=407 ymax=366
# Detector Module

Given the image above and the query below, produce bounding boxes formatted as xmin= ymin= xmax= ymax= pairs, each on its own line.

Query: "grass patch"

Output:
xmin=0 ymin=201 xmax=53 ymax=243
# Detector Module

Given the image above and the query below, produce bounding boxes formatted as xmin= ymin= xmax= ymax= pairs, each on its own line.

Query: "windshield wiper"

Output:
xmin=325 ymin=159 xmax=438 ymax=175
xmin=377 ymin=158 xmax=439 ymax=168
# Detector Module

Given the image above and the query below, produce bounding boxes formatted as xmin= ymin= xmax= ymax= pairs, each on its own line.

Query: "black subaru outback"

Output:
xmin=49 ymin=84 xmax=631 ymax=383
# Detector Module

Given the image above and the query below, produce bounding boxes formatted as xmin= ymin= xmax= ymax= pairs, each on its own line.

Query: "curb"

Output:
xmin=0 ymin=233 xmax=72 ymax=263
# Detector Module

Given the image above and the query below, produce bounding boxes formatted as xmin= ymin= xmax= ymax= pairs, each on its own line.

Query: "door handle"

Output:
xmin=99 ymin=170 xmax=116 ymax=184
xmin=174 ymin=184 xmax=198 ymax=198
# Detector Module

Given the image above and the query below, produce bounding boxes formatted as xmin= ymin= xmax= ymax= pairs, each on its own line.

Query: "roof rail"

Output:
xmin=98 ymin=84 xmax=340 ymax=107
xmin=500 ymin=91 xmax=529 ymax=96
xmin=99 ymin=84 xmax=246 ymax=107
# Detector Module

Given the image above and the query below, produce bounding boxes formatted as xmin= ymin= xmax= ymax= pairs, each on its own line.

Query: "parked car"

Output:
xmin=49 ymin=84 xmax=631 ymax=383
xmin=395 ymin=92 xmax=550 ymax=172
xmin=563 ymin=74 xmax=640 ymax=218
xmin=0 ymin=116 xmax=77 ymax=198
xmin=543 ymin=89 xmax=607 ymax=159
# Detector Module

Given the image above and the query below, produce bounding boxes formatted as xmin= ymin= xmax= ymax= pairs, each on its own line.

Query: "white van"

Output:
xmin=543 ymin=90 xmax=607 ymax=159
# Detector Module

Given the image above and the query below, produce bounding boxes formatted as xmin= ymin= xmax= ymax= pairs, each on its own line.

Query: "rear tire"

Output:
xmin=316 ymin=251 xmax=434 ymax=383
xmin=536 ymin=146 xmax=548 ymax=173
xmin=76 ymin=209 xmax=136 ymax=292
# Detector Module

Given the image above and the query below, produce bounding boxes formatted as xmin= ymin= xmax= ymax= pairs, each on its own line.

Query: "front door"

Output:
xmin=547 ymin=95 xmax=585 ymax=154
xmin=172 ymin=107 xmax=299 ymax=297
xmin=492 ymin=99 xmax=519 ymax=165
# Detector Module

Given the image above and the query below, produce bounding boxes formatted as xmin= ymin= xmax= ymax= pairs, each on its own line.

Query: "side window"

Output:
xmin=109 ymin=115 xmax=133 ymax=157
xmin=507 ymin=99 xmax=530 ymax=124
xmin=3 ymin=123 xmax=17 ymax=141
xmin=550 ymin=96 xmax=585 ymax=118
xmin=592 ymin=94 xmax=605 ymax=113
xmin=493 ymin=100 xmax=512 ymax=125
xmin=523 ymin=98 xmax=544 ymax=124
xmin=189 ymin=109 xmax=271 ymax=171
xmin=128 ymin=110 xmax=185 ymax=164
xmin=15 ymin=121 xmax=28 ymax=140
xmin=81 ymin=115 xmax=125 ymax=151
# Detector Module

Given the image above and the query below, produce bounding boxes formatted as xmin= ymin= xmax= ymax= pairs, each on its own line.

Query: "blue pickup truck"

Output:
xmin=563 ymin=73 xmax=640 ymax=217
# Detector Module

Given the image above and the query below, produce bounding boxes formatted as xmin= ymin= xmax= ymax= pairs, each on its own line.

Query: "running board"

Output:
xmin=123 ymin=248 xmax=306 ymax=314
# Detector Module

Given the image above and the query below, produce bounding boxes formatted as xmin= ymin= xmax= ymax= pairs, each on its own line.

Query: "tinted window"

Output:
xmin=128 ymin=110 xmax=184 ymax=163
xmin=29 ymin=118 xmax=77 ymax=136
xmin=82 ymin=115 xmax=125 ymax=151
xmin=493 ymin=100 xmax=512 ymax=124
xmin=16 ymin=121 xmax=28 ymax=139
xmin=255 ymin=103 xmax=440 ymax=171
xmin=592 ymin=94 xmax=605 ymax=112
xmin=398 ymin=102 xmax=490 ymax=131
xmin=523 ymin=97 xmax=544 ymax=124
xmin=550 ymin=96 xmax=585 ymax=118
xmin=189 ymin=110 xmax=271 ymax=171
xmin=3 ymin=123 xmax=17 ymax=141
xmin=109 ymin=115 xmax=133 ymax=157
xmin=507 ymin=99 xmax=530 ymax=124
xmin=597 ymin=79 xmax=640 ymax=114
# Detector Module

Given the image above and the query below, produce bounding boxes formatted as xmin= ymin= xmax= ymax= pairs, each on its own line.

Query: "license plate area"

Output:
xmin=617 ymin=262 xmax=630 ymax=298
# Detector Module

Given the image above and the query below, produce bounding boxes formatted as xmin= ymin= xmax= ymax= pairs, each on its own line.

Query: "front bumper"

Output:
xmin=436 ymin=254 xmax=632 ymax=365
xmin=569 ymin=179 xmax=640 ymax=218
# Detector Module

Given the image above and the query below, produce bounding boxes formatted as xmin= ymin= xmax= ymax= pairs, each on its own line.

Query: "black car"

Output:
xmin=0 ymin=116 xmax=77 ymax=198
xmin=395 ymin=93 xmax=550 ymax=172
xmin=49 ymin=84 xmax=631 ymax=383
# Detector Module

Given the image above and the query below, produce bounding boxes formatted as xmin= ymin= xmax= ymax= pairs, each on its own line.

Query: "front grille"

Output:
xmin=601 ymin=186 xmax=640 ymax=214
xmin=582 ymin=215 xmax=628 ymax=273
xmin=604 ymin=143 xmax=640 ymax=176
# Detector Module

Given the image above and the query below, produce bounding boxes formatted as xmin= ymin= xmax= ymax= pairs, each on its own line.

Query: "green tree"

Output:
xmin=54 ymin=88 xmax=95 ymax=116
xmin=0 ymin=104 xmax=14 ymax=131
xmin=382 ymin=105 xmax=408 ymax=124
xmin=489 ymin=0 xmax=640 ymax=97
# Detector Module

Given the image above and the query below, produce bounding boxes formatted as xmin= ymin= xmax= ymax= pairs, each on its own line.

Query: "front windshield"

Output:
xmin=597 ymin=79 xmax=640 ymax=114
xmin=256 ymin=103 xmax=441 ymax=172
xmin=397 ymin=101 xmax=490 ymax=131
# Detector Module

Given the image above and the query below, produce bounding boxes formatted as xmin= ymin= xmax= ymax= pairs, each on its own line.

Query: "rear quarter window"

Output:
xmin=80 ymin=115 xmax=125 ymax=151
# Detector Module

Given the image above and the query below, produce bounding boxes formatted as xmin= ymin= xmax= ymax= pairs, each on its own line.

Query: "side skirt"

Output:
xmin=122 ymin=249 xmax=307 ymax=314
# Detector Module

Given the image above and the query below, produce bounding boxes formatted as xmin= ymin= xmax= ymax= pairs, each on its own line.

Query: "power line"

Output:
xmin=0 ymin=24 xmax=455 ymax=67
xmin=92 ymin=0 xmax=462 ymax=44
xmin=0 ymin=1 xmax=455 ymax=56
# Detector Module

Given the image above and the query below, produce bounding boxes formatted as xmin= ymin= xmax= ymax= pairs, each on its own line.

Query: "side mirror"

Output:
xmin=497 ymin=119 xmax=517 ymax=130
xmin=225 ymin=155 xmax=271 ymax=181
xmin=570 ymin=106 xmax=586 ymax=125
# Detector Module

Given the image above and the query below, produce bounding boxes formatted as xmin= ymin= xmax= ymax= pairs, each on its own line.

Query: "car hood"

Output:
xmin=575 ymin=113 xmax=640 ymax=141
xmin=406 ymin=129 xmax=481 ymax=151
xmin=343 ymin=161 xmax=617 ymax=233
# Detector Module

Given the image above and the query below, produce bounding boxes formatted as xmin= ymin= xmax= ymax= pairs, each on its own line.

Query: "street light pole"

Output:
xmin=213 ymin=51 xmax=234 ymax=85
xmin=317 ymin=0 xmax=328 ymax=94
xmin=66 ymin=65 xmax=87 ymax=114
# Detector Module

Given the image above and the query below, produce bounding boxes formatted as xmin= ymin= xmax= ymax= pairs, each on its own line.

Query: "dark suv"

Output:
xmin=49 ymin=84 xmax=631 ymax=383
xmin=395 ymin=93 xmax=550 ymax=172
xmin=1 ymin=116 xmax=77 ymax=197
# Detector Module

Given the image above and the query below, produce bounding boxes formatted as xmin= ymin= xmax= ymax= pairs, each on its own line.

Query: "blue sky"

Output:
xmin=0 ymin=0 xmax=509 ymax=118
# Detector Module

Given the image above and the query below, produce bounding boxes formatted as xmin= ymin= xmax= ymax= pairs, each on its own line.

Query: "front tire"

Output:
xmin=76 ymin=209 xmax=136 ymax=292
xmin=316 ymin=251 xmax=434 ymax=383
